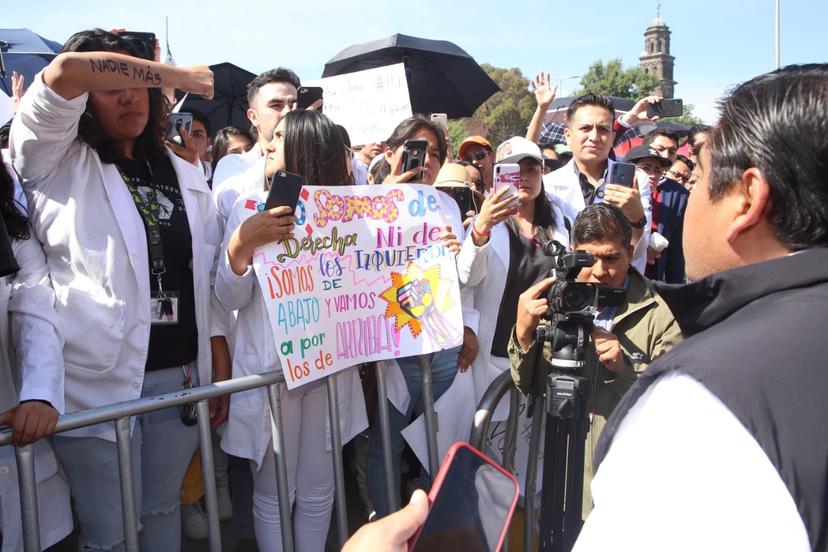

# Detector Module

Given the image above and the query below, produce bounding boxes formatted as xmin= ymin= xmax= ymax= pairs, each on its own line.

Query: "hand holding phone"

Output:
xmin=265 ymin=171 xmax=304 ymax=212
xmin=167 ymin=113 xmax=193 ymax=141
xmin=646 ymin=98 xmax=683 ymax=118
xmin=606 ymin=162 xmax=636 ymax=188
xmin=297 ymin=86 xmax=324 ymax=110
xmin=409 ymin=442 xmax=519 ymax=552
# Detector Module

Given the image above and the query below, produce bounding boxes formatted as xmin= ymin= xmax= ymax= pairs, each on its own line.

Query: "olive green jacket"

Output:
xmin=508 ymin=269 xmax=683 ymax=417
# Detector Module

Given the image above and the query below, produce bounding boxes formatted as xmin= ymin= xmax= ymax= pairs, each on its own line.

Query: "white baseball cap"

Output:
xmin=495 ymin=136 xmax=544 ymax=165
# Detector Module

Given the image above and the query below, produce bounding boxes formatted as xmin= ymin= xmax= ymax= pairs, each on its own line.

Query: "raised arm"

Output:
xmin=43 ymin=51 xmax=213 ymax=101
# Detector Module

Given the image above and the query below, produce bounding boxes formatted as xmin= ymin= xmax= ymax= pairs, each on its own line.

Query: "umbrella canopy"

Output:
xmin=181 ymin=62 xmax=256 ymax=136
xmin=0 ymin=28 xmax=61 ymax=96
xmin=543 ymin=95 xmax=637 ymax=124
xmin=323 ymin=33 xmax=500 ymax=119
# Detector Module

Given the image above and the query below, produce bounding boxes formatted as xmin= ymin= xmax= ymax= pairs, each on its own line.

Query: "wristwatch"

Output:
xmin=629 ymin=215 xmax=647 ymax=229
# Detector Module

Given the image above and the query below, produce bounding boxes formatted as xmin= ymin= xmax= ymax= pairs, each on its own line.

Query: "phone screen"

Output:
xmin=265 ymin=171 xmax=304 ymax=212
xmin=411 ymin=444 xmax=518 ymax=552
xmin=167 ymin=113 xmax=193 ymax=140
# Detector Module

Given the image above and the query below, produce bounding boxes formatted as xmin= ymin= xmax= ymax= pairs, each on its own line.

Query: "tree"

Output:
xmin=578 ymin=59 xmax=659 ymax=99
xmin=450 ymin=64 xmax=535 ymax=151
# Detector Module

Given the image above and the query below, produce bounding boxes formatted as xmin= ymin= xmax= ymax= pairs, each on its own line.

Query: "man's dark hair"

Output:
xmin=385 ymin=116 xmax=447 ymax=165
xmin=246 ymin=68 xmax=301 ymax=105
xmin=687 ymin=125 xmax=712 ymax=148
xmin=61 ymin=29 xmax=169 ymax=163
xmin=708 ymin=63 xmax=828 ymax=250
xmin=281 ymin=110 xmax=352 ymax=186
xmin=571 ymin=203 xmax=632 ymax=250
xmin=189 ymin=109 xmax=211 ymax=137
xmin=675 ymin=154 xmax=694 ymax=171
xmin=644 ymin=128 xmax=680 ymax=148
xmin=566 ymin=93 xmax=616 ymax=123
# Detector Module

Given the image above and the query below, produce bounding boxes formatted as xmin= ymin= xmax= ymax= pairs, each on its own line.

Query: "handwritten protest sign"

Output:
xmin=233 ymin=184 xmax=463 ymax=389
xmin=305 ymin=64 xmax=411 ymax=146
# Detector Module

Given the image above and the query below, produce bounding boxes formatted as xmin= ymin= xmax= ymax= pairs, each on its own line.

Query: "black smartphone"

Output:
xmin=402 ymin=140 xmax=428 ymax=177
xmin=436 ymin=186 xmax=478 ymax=216
xmin=607 ymin=161 xmax=636 ymax=187
xmin=167 ymin=113 xmax=193 ymax=140
xmin=409 ymin=442 xmax=519 ymax=552
xmin=119 ymin=31 xmax=156 ymax=61
xmin=297 ymin=86 xmax=324 ymax=109
xmin=646 ymin=98 xmax=683 ymax=118
xmin=265 ymin=171 xmax=304 ymax=212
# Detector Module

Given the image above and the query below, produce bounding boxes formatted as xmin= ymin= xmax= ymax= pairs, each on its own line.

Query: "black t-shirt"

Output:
xmin=117 ymin=155 xmax=198 ymax=370
xmin=490 ymin=220 xmax=559 ymax=358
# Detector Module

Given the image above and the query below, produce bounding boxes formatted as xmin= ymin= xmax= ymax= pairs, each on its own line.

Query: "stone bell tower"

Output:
xmin=638 ymin=3 xmax=676 ymax=98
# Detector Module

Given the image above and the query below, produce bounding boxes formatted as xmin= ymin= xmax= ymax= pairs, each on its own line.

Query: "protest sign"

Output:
xmin=233 ymin=184 xmax=463 ymax=389
xmin=305 ymin=64 xmax=411 ymax=146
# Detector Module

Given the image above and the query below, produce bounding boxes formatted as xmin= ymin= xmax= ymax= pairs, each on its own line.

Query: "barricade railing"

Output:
xmin=468 ymin=369 xmax=533 ymax=552
xmin=0 ymin=362 xmax=443 ymax=552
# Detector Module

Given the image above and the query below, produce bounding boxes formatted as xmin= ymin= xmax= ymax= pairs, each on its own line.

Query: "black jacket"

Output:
xmin=596 ymin=249 xmax=828 ymax=551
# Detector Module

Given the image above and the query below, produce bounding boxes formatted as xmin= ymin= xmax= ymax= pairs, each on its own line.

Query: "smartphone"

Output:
xmin=265 ymin=170 xmax=304 ymax=212
xmin=119 ymin=31 xmax=156 ymax=61
xmin=493 ymin=163 xmax=521 ymax=198
xmin=607 ymin=161 xmax=636 ymax=188
xmin=297 ymin=86 xmax=323 ymax=109
xmin=409 ymin=442 xmax=519 ymax=552
xmin=430 ymin=113 xmax=448 ymax=131
xmin=436 ymin=186 xmax=478 ymax=216
xmin=402 ymin=140 xmax=428 ymax=176
xmin=646 ymin=98 xmax=683 ymax=118
xmin=167 ymin=113 xmax=193 ymax=140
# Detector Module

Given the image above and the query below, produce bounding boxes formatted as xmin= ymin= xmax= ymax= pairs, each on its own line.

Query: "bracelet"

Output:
xmin=473 ymin=223 xmax=491 ymax=237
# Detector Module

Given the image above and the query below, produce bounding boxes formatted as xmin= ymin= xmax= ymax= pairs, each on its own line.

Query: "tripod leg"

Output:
xmin=523 ymin=409 xmax=544 ymax=552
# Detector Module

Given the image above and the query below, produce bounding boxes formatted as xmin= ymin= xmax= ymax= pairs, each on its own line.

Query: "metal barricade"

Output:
xmin=469 ymin=369 xmax=533 ymax=552
xmin=0 ymin=362 xmax=444 ymax=552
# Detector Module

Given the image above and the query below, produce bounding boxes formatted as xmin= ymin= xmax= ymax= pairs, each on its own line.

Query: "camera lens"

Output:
xmin=560 ymin=283 xmax=593 ymax=312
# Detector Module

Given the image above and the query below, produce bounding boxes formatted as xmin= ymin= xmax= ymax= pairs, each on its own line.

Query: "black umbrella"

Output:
xmin=0 ymin=28 xmax=61 ymax=97
xmin=322 ymin=33 xmax=500 ymax=119
xmin=181 ymin=62 xmax=256 ymax=136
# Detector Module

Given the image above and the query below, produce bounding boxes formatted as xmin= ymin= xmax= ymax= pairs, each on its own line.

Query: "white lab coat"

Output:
xmin=215 ymin=191 xmax=368 ymax=468
xmin=543 ymin=159 xmax=652 ymax=273
xmin=10 ymin=73 xmax=225 ymax=441
xmin=455 ymin=201 xmax=569 ymax=422
xmin=0 ymin=165 xmax=72 ymax=552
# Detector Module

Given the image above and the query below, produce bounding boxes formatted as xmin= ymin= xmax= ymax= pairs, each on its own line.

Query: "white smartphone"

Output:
xmin=430 ymin=113 xmax=448 ymax=131
xmin=493 ymin=163 xmax=520 ymax=198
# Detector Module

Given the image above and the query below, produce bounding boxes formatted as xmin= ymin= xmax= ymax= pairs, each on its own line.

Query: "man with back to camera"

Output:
xmin=544 ymin=93 xmax=652 ymax=274
xmin=508 ymin=202 xmax=681 ymax=518
xmin=571 ymin=64 xmax=828 ymax=551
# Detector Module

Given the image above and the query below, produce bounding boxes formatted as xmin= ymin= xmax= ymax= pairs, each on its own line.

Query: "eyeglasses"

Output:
xmin=463 ymin=150 xmax=489 ymax=163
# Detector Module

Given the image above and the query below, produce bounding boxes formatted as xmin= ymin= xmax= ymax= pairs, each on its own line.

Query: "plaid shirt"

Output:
xmin=539 ymin=120 xmax=643 ymax=147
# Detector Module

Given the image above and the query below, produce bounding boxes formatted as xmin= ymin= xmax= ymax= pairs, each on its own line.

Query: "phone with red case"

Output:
xmin=409 ymin=442 xmax=519 ymax=552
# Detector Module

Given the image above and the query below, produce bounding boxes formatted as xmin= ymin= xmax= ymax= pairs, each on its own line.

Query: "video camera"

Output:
xmin=541 ymin=240 xmax=625 ymax=321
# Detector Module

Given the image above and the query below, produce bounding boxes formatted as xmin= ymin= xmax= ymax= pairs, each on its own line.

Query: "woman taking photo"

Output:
xmin=457 ymin=136 xmax=570 ymax=421
xmin=11 ymin=29 xmax=225 ymax=551
xmin=217 ymin=109 xmax=366 ymax=551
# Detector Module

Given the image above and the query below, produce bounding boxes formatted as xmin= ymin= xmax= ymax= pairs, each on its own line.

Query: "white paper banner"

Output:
xmin=306 ymin=64 xmax=412 ymax=146
xmin=233 ymin=184 xmax=463 ymax=389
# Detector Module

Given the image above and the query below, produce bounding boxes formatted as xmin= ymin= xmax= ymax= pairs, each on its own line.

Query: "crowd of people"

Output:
xmin=0 ymin=25 xmax=825 ymax=552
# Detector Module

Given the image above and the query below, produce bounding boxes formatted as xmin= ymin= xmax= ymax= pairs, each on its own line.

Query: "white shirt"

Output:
xmin=211 ymin=145 xmax=263 ymax=191
xmin=574 ymin=372 xmax=809 ymax=552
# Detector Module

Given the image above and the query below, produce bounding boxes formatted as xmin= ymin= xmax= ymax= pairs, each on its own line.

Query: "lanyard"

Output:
xmin=116 ymin=160 xmax=168 ymax=294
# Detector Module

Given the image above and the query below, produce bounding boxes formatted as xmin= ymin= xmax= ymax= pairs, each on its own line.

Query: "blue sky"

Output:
xmin=5 ymin=0 xmax=826 ymax=123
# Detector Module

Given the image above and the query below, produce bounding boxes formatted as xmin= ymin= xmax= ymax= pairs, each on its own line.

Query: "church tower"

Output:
xmin=638 ymin=4 xmax=676 ymax=98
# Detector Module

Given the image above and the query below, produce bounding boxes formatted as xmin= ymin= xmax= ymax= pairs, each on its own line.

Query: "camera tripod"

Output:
xmin=528 ymin=316 xmax=596 ymax=552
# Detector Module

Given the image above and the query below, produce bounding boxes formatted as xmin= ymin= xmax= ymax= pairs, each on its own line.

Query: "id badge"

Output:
xmin=150 ymin=291 xmax=179 ymax=325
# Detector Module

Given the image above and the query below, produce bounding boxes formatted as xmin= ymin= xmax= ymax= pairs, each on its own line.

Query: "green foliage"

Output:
xmin=449 ymin=64 xmax=535 ymax=150
xmin=578 ymin=59 xmax=659 ymax=99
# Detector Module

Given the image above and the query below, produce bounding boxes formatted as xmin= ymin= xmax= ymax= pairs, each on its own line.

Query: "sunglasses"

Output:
xmin=463 ymin=150 xmax=489 ymax=163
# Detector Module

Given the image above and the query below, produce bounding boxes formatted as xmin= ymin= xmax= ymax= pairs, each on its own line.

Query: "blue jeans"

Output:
xmin=53 ymin=366 xmax=199 ymax=552
xmin=366 ymin=347 xmax=460 ymax=517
